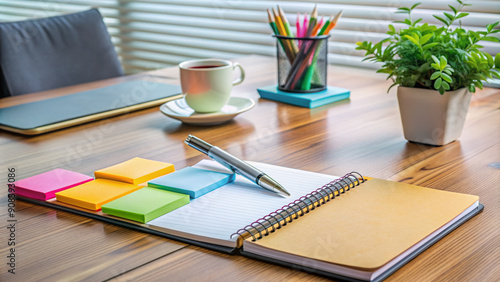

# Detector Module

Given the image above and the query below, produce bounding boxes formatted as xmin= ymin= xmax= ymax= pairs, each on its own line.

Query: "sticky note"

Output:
xmin=102 ymin=187 xmax=189 ymax=223
xmin=14 ymin=169 xmax=93 ymax=201
xmin=55 ymin=179 xmax=142 ymax=211
xmin=148 ymin=167 xmax=235 ymax=198
xmin=94 ymin=157 xmax=175 ymax=185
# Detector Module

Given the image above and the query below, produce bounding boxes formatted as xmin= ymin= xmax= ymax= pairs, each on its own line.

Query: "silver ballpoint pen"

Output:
xmin=184 ymin=135 xmax=291 ymax=197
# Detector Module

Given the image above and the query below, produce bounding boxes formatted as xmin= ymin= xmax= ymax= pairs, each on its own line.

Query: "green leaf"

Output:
xmin=442 ymin=81 xmax=450 ymax=90
xmin=422 ymin=42 xmax=438 ymax=50
xmin=419 ymin=33 xmax=433 ymax=45
xmin=411 ymin=3 xmax=421 ymax=10
xmin=456 ymin=13 xmax=469 ymax=20
xmin=376 ymin=68 xmax=392 ymax=74
xmin=448 ymin=5 xmax=458 ymax=14
xmin=468 ymin=60 xmax=478 ymax=69
xmin=444 ymin=69 xmax=453 ymax=75
xmin=468 ymin=84 xmax=475 ymax=93
xmin=430 ymin=72 xmax=440 ymax=80
xmin=434 ymin=15 xmax=450 ymax=26
xmin=439 ymin=56 xmax=448 ymax=69
xmin=495 ymin=53 xmax=500 ymax=69
xmin=434 ymin=77 xmax=442 ymax=89
xmin=431 ymin=63 xmax=441 ymax=70
xmin=485 ymin=53 xmax=494 ymax=67
xmin=444 ymin=12 xmax=454 ymax=21
xmin=470 ymin=30 xmax=479 ymax=39
xmin=388 ymin=24 xmax=395 ymax=33
xmin=397 ymin=7 xmax=411 ymax=12
xmin=471 ymin=52 xmax=481 ymax=64
xmin=486 ymin=21 xmax=499 ymax=32
xmin=431 ymin=55 xmax=440 ymax=65
xmin=377 ymin=43 xmax=383 ymax=54
xmin=441 ymin=73 xmax=453 ymax=83
xmin=403 ymin=35 xmax=419 ymax=45
xmin=480 ymin=36 xmax=500 ymax=42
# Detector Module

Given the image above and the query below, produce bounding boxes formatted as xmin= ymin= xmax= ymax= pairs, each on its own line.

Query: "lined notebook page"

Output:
xmin=147 ymin=160 xmax=339 ymax=241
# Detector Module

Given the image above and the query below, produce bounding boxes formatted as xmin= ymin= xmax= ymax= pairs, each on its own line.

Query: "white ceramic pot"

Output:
xmin=397 ymin=86 xmax=472 ymax=146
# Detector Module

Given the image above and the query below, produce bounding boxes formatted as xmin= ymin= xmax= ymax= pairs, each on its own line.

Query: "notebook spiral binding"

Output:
xmin=231 ymin=172 xmax=365 ymax=241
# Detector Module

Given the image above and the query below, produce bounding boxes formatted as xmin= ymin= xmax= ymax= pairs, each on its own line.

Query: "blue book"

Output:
xmin=148 ymin=167 xmax=235 ymax=199
xmin=257 ymin=85 xmax=350 ymax=108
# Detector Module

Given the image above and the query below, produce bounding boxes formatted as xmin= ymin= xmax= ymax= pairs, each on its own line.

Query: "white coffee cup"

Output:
xmin=179 ymin=59 xmax=245 ymax=113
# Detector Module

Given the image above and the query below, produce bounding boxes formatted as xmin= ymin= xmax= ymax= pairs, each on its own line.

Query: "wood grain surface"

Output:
xmin=0 ymin=55 xmax=498 ymax=281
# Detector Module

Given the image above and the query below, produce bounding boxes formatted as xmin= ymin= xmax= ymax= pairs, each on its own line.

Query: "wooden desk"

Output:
xmin=1 ymin=55 xmax=499 ymax=281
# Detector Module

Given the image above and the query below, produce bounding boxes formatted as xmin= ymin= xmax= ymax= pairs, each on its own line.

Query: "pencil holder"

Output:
xmin=274 ymin=35 xmax=330 ymax=93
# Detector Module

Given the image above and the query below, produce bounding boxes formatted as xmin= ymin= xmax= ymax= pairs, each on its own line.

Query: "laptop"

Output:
xmin=0 ymin=80 xmax=182 ymax=135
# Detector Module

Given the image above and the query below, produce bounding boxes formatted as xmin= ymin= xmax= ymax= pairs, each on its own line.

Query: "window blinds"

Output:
xmin=0 ymin=0 xmax=498 ymax=74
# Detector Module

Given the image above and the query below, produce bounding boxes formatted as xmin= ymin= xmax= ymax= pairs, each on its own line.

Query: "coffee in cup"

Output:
xmin=179 ymin=59 xmax=245 ymax=113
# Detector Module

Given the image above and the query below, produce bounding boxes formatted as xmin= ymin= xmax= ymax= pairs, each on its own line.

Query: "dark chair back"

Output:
xmin=0 ymin=9 xmax=123 ymax=98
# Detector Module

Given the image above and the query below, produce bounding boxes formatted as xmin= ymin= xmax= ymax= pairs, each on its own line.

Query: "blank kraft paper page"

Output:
xmin=147 ymin=160 xmax=340 ymax=242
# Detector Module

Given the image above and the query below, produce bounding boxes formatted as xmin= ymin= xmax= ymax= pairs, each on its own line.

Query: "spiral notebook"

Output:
xmin=20 ymin=160 xmax=482 ymax=282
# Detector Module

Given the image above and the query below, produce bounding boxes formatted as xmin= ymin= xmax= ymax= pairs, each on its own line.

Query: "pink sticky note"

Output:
xmin=15 ymin=169 xmax=93 ymax=201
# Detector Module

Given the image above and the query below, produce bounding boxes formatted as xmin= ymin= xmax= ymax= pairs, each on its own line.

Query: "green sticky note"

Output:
xmin=101 ymin=187 xmax=189 ymax=223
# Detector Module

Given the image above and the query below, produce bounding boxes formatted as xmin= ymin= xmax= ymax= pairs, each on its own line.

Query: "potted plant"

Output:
xmin=356 ymin=0 xmax=500 ymax=145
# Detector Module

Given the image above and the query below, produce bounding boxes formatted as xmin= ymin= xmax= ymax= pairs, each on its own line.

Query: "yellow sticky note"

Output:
xmin=94 ymin=157 xmax=175 ymax=185
xmin=55 ymin=179 xmax=143 ymax=211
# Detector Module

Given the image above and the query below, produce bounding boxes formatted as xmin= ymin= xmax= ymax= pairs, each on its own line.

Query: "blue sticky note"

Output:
xmin=148 ymin=167 xmax=235 ymax=198
xmin=257 ymin=85 xmax=350 ymax=108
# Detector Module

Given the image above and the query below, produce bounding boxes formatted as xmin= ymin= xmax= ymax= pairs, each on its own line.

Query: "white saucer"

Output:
xmin=160 ymin=96 xmax=255 ymax=125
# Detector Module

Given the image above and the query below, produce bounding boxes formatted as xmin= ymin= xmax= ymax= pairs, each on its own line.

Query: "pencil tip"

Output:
xmin=278 ymin=5 xmax=285 ymax=16
xmin=311 ymin=4 xmax=318 ymax=17
xmin=267 ymin=9 xmax=274 ymax=22
xmin=333 ymin=10 xmax=343 ymax=23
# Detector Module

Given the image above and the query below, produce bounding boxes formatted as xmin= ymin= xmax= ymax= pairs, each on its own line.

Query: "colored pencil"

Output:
xmin=267 ymin=9 xmax=278 ymax=34
xmin=285 ymin=40 xmax=319 ymax=89
xmin=324 ymin=10 xmax=343 ymax=34
xmin=311 ymin=16 xmax=324 ymax=37
xmin=269 ymin=6 xmax=343 ymax=90
xmin=267 ymin=9 xmax=294 ymax=63
xmin=305 ymin=4 xmax=318 ymax=37
xmin=278 ymin=6 xmax=294 ymax=37
xmin=273 ymin=8 xmax=287 ymax=36
xmin=302 ymin=13 xmax=309 ymax=37
xmin=278 ymin=6 xmax=299 ymax=54
xmin=296 ymin=13 xmax=301 ymax=38
xmin=301 ymin=11 xmax=343 ymax=90
xmin=318 ymin=15 xmax=332 ymax=36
